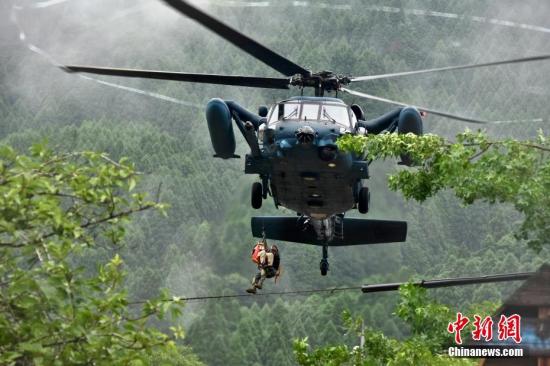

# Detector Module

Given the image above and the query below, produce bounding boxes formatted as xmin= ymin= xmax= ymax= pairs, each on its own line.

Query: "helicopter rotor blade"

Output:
xmin=161 ymin=0 xmax=310 ymax=77
xmin=62 ymin=65 xmax=291 ymax=89
xmin=341 ymin=87 xmax=490 ymax=124
xmin=351 ymin=54 xmax=550 ymax=82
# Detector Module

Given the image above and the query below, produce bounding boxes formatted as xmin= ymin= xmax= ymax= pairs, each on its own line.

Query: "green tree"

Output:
xmin=337 ymin=130 xmax=550 ymax=251
xmin=293 ymin=284 xmax=485 ymax=366
xmin=0 ymin=144 xmax=199 ymax=365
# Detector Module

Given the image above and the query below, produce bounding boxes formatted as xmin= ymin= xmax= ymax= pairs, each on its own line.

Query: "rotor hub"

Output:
xmin=290 ymin=71 xmax=351 ymax=96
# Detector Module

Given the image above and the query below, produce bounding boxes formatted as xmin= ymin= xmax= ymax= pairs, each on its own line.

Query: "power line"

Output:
xmin=131 ymin=271 xmax=535 ymax=303
xmin=130 ymin=286 xmax=363 ymax=304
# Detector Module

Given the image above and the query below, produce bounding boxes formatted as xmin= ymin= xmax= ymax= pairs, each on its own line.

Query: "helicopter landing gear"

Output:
xmin=251 ymin=182 xmax=262 ymax=209
xmin=320 ymin=245 xmax=329 ymax=276
xmin=358 ymin=187 xmax=370 ymax=214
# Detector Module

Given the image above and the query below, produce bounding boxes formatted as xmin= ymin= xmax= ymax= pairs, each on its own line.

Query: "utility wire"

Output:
xmin=130 ymin=286 xmax=363 ymax=304
xmin=130 ymin=271 xmax=534 ymax=303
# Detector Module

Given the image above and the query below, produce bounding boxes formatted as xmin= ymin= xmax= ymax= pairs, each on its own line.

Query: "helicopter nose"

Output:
xmin=295 ymin=126 xmax=316 ymax=144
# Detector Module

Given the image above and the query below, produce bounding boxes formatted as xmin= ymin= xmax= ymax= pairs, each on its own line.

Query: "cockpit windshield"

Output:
xmin=301 ymin=104 xmax=319 ymax=120
xmin=267 ymin=101 xmax=351 ymax=128
xmin=281 ymin=103 xmax=299 ymax=120
xmin=320 ymin=105 xmax=350 ymax=126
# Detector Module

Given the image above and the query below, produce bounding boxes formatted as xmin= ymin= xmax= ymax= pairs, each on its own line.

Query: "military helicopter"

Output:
xmin=62 ymin=0 xmax=550 ymax=275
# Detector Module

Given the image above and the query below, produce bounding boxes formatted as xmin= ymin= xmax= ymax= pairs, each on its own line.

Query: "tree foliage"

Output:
xmin=293 ymin=284 xmax=493 ymax=366
xmin=0 ymin=144 xmax=197 ymax=365
xmin=338 ymin=131 xmax=550 ymax=251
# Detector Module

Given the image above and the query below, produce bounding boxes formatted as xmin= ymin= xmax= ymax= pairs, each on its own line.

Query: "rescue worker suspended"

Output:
xmin=246 ymin=240 xmax=281 ymax=294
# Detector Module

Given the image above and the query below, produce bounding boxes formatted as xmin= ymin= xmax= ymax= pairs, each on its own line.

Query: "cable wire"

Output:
xmin=130 ymin=270 xmax=534 ymax=303
xmin=130 ymin=286 xmax=363 ymax=304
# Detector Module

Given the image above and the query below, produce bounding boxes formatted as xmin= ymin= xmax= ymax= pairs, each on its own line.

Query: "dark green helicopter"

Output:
xmin=62 ymin=0 xmax=550 ymax=275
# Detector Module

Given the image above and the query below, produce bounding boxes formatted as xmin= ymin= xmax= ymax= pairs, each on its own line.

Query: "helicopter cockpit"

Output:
xmin=266 ymin=99 xmax=356 ymax=130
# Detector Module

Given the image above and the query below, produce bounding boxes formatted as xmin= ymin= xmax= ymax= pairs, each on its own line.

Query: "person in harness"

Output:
xmin=246 ymin=242 xmax=281 ymax=294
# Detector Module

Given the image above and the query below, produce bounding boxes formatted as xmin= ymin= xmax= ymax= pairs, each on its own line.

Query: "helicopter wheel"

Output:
xmin=320 ymin=259 xmax=329 ymax=276
xmin=251 ymin=182 xmax=263 ymax=209
xmin=358 ymin=187 xmax=370 ymax=214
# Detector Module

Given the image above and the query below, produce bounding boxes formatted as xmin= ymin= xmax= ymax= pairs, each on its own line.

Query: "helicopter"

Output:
xmin=61 ymin=0 xmax=550 ymax=275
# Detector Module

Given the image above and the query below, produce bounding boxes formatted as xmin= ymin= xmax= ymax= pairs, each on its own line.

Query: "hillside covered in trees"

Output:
xmin=1 ymin=0 xmax=550 ymax=364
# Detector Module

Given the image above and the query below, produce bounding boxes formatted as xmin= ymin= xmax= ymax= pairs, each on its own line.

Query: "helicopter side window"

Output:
xmin=320 ymin=105 xmax=350 ymax=128
xmin=267 ymin=105 xmax=279 ymax=124
xmin=301 ymin=104 xmax=320 ymax=121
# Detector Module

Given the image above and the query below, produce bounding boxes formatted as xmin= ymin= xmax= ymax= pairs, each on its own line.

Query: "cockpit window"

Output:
xmin=301 ymin=104 xmax=319 ymax=121
xmin=279 ymin=103 xmax=299 ymax=120
xmin=320 ymin=105 xmax=350 ymax=127
xmin=322 ymin=108 xmax=337 ymax=123
xmin=267 ymin=101 xmax=351 ymax=129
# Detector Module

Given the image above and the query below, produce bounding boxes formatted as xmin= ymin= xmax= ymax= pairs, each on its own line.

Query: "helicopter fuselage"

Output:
xmin=206 ymin=95 xmax=411 ymax=274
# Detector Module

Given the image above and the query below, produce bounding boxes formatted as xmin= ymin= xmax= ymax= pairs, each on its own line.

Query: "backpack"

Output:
xmin=251 ymin=243 xmax=264 ymax=264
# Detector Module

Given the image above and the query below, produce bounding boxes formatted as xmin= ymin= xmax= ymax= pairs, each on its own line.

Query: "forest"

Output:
xmin=1 ymin=0 xmax=549 ymax=364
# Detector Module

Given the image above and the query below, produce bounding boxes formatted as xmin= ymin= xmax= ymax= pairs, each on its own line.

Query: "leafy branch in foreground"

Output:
xmin=337 ymin=131 xmax=550 ymax=251
xmin=294 ymin=284 xmax=496 ymax=366
xmin=0 ymin=144 xmax=192 ymax=365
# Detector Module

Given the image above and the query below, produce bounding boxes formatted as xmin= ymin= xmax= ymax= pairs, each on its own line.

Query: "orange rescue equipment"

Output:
xmin=251 ymin=242 xmax=264 ymax=264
